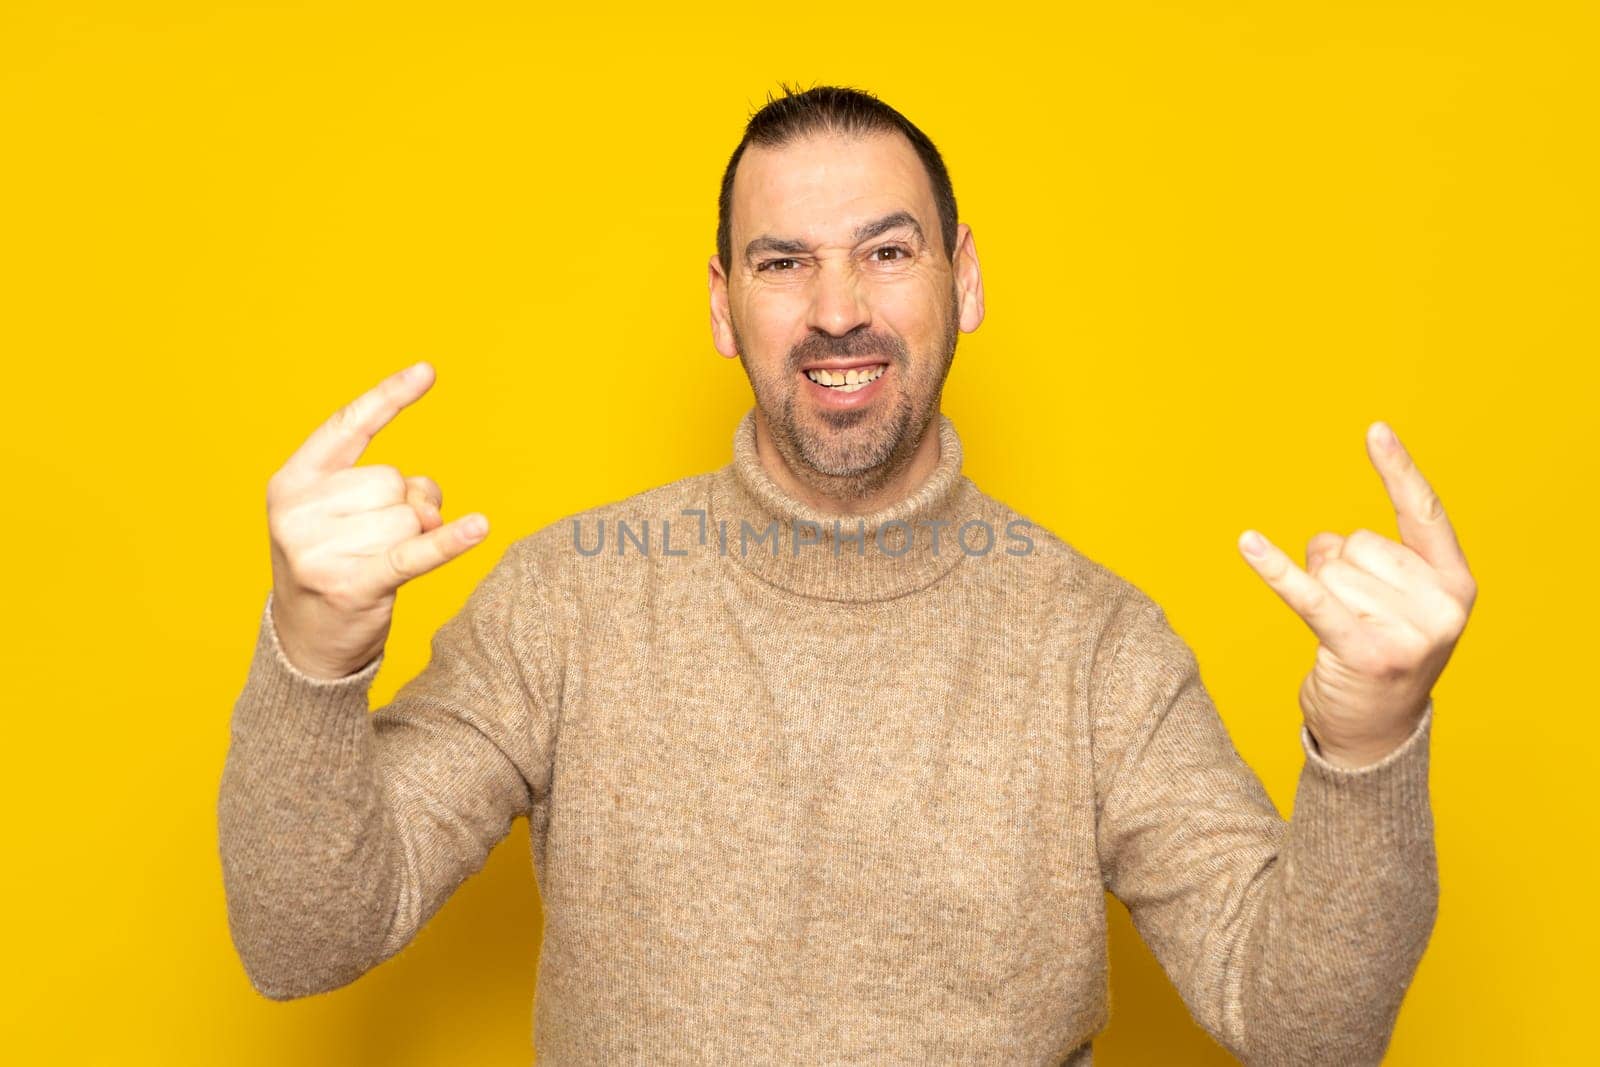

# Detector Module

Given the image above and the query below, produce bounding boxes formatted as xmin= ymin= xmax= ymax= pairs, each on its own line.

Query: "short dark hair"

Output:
xmin=716 ymin=83 xmax=960 ymax=274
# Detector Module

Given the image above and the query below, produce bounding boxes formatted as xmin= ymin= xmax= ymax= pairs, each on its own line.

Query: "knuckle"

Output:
xmin=267 ymin=505 xmax=309 ymax=549
xmin=383 ymin=541 xmax=415 ymax=583
xmin=396 ymin=504 xmax=424 ymax=539
xmin=1382 ymin=629 xmax=1429 ymax=669
xmin=265 ymin=510 xmax=291 ymax=547
xmin=366 ymin=464 xmax=407 ymax=497
xmin=1319 ymin=557 xmax=1352 ymax=583
xmin=266 ymin=467 xmax=305 ymax=510
xmin=331 ymin=400 xmax=361 ymax=434
xmin=1347 ymin=528 xmax=1380 ymax=550
xmin=1374 ymin=640 xmax=1415 ymax=674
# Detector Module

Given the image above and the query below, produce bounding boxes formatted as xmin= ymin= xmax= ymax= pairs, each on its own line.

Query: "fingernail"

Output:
xmin=1240 ymin=530 xmax=1266 ymax=557
xmin=1371 ymin=421 xmax=1397 ymax=450
xmin=462 ymin=515 xmax=488 ymax=539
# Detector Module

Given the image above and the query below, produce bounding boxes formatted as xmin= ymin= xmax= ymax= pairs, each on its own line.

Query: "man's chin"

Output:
xmin=791 ymin=421 xmax=900 ymax=481
xmin=805 ymin=404 xmax=876 ymax=434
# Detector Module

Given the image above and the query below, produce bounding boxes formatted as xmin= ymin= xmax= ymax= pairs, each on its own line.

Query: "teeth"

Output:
xmin=805 ymin=365 xmax=885 ymax=389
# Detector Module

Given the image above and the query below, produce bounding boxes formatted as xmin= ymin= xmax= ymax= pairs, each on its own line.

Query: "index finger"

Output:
xmin=284 ymin=361 xmax=435 ymax=477
xmin=1365 ymin=421 xmax=1472 ymax=584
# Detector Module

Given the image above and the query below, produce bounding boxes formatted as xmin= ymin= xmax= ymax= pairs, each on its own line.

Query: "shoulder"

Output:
xmin=958 ymin=479 xmax=1153 ymax=612
xmin=955 ymin=478 xmax=1186 ymax=672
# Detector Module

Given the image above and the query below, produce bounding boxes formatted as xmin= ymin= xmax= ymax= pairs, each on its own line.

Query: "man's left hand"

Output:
xmin=1237 ymin=421 xmax=1478 ymax=769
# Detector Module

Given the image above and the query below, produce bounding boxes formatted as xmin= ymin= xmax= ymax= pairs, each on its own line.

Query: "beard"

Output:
xmin=732 ymin=283 xmax=962 ymax=502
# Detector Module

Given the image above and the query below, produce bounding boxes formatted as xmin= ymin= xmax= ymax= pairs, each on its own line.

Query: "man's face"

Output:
xmin=709 ymin=129 xmax=983 ymax=496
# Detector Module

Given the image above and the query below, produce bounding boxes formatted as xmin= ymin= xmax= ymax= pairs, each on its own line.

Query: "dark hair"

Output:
xmin=716 ymin=83 xmax=960 ymax=274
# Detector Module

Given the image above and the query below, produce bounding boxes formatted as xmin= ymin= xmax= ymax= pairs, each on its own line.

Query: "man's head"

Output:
xmin=708 ymin=85 xmax=985 ymax=504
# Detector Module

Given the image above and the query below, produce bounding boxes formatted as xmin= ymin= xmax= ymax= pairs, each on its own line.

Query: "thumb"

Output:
xmin=1305 ymin=531 xmax=1345 ymax=576
xmin=405 ymin=477 xmax=444 ymax=531
xmin=405 ymin=474 xmax=443 ymax=512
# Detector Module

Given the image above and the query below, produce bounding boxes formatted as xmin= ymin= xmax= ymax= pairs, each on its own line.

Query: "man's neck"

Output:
xmin=750 ymin=408 xmax=943 ymax=516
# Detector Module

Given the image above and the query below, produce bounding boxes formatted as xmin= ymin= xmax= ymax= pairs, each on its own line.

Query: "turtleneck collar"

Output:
xmin=708 ymin=407 xmax=977 ymax=603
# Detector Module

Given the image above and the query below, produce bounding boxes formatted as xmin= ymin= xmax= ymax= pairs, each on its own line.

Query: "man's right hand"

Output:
xmin=265 ymin=361 xmax=490 ymax=680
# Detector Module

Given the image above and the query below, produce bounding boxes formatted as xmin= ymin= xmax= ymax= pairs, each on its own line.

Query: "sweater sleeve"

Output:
xmin=216 ymin=541 xmax=558 ymax=1000
xmin=1091 ymin=592 xmax=1438 ymax=1066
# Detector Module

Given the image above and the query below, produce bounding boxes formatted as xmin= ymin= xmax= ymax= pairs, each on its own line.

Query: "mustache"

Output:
xmin=787 ymin=330 xmax=907 ymax=372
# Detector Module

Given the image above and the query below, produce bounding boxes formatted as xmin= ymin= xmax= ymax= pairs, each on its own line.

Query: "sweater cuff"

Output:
xmin=1292 ymin=699 xmax=1435 ymax=851
xmin=258 ymin=588 xmax=386 ymax=687
xmin=228 ymin=590 xmax=386 ymax=783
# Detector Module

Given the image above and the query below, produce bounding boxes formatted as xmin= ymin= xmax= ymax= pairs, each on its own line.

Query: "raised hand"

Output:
xmin=266 ymin=361 xmax=490 ymax=679
xmin=1237 ymin=421 xmax=1477 ymax=768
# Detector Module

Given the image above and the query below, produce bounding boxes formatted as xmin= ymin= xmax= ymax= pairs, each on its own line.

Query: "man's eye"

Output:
xmin=757 ymin=258 xmax=799 ymax=272
xmin=873 ymin=245 xmax=911 ymax=262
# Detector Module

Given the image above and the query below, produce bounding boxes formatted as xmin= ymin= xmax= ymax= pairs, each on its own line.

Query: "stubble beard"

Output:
xmin=733 ymin=284 xmax=961 ymax=504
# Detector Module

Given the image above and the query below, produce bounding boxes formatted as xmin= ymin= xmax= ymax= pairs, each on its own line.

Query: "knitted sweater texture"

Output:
xmin=217 ymin=409 xmax=1438 ymax=1065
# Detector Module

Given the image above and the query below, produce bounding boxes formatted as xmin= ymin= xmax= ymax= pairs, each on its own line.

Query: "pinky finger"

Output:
xmin=369 ymin=513 xmax=490 ymax=593
xmin=1239 ymin=528 xmax=1363 ymax=653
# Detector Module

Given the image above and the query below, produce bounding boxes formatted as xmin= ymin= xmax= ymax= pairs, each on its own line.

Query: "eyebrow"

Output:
xmin=743 ymin=211 xmax=926 ymax=263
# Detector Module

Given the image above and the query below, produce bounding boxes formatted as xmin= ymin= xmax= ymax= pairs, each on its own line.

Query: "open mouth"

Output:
xmin=802 ymin=363 xmax=887 ymax=394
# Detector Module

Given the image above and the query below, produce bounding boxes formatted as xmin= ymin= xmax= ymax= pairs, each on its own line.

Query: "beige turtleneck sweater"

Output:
xmin=217 ymin=409 xmax=1438 ymax=1066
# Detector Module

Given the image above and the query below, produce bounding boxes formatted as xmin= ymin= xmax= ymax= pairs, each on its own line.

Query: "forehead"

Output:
xmin=731 ymin=129 xmax=936 ymax=247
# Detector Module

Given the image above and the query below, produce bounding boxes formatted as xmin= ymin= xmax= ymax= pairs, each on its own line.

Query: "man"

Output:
xmin=218 ymin=85 xmax=1475 ymax=1065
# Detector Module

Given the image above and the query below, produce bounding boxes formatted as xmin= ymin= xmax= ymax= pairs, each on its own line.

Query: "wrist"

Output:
xmin=1305 ymin=702 xmax=1432 ymax=770
xmin=1308 ymin=733 xmax=1408 ymax=770
xmin=266 ymin=588 xmax=383 ymax=681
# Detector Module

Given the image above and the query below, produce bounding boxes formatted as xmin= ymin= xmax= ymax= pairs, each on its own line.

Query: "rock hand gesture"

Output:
xmin=1238 ymin=421 xmax=1478 ymax=769
xmin=265 ymin=361 xmax=490 ymax=680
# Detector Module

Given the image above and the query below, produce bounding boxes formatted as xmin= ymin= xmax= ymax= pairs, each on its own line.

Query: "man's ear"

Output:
xmin=708 ymin=254 xmax=739 ymax=359
xmin=951 ymin=223 xmax=985 ymax=334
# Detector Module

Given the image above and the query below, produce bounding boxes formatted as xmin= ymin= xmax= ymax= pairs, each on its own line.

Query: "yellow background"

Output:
xmin=2 ymin=1 xmax=1594 ymax=1063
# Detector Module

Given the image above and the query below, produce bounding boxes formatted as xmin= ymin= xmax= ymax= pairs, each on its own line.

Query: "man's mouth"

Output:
xmin=802 ymin=363 xmax=887 ymax=394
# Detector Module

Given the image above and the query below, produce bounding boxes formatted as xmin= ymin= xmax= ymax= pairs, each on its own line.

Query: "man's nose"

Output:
xmin=804 ymin=262 xmax=871 ymax=337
